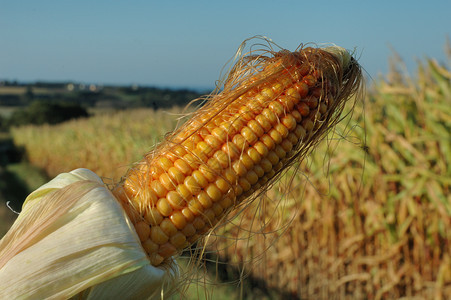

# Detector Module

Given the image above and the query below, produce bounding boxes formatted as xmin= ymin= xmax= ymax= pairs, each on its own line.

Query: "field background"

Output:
xmin=1 ymin=52 xmax=450 ymax=299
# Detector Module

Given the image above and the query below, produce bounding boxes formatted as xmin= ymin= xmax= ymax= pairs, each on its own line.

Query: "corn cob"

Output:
xmin=113 ymin=43 xmax=362 ymax=266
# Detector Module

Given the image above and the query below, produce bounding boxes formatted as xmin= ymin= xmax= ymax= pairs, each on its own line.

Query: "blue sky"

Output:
xmin=1 ymin=0 xmax=449 ymax=90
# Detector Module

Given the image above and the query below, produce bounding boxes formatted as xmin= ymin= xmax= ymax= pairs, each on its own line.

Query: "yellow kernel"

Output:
xmin=262 ymin=108 xmax=278 ymax=125
xmin=181 ymin=207 xmax=195 ymax=222
xmin=291 ymin=110 xmax=302 ymax=122
xmin=220 ymin=196 xmax=234 ymax=210
xmin=192 ymin=217 xmax=206 ymax=230
xmin=145 ymin=189 xmax=158 ymax=205
xmin=274 ymin=145 xmax=287 ymax=159
xmin=173 ymin=145 xmax=188 ymax=157
xmin=144 ymin=207 xmax=163 ymax=226
xmin=135 ymin=221 xmax=150 ymax=242
xmin=192 ymin=170 xmax=209 ymax=189
xmin=245 ymin=170 xmax=259 ymax=185
xmin=170 ymin=232 xmax=187 ymax=248
xmin=174 ymin=158 xmax=191 ymax=175
xmin=239 ymin=178 xmax=251 ymax=192
xmin=240 ymin=153 xmax=254 ymax=170
xmin=247 ymin=120 xmax=264 ymax=137
xmin=160 ymin=218 xmax=178 ymax=237
xmin=158 ymin=242 xmax=177 ymax=258
xmin=286 ymin=87 xmax=301 ymax=102
xmin=294 ymin=81 xmax=309 ymax=98
xmin=181 ymin=223 xmax=196 ymax=237
xmin=168 ymin=167 xmax=185 ymax=184
xmin=269 ymin=101 xmax=285 ymax=116
xmin=166 ymin=190 xmax=185 ymax=209
xmin=187 ymin=233 xmax=200 ymax=243
xmin=203 ymin=209 xmax=216 ymax=225
xmin=297 ymin=102 xmax=310 ymax=116
xmin=192 ymin=147 xmax=208 ymax=162
xmin=267 ymin=151 xmax=280 ymax=165
xmin=254 ymin=141 xmax=269 ymax=156
xmin=231 ymin=117 xmax=246 ymax=133
xmin=196 ymin=141 xmax=213 ymax=156
xmin=150 ymin=226 xmax=169 ymax=244
xmin=188 ymin=199 xmax=203 ymax=215
xmin=214 ymin=150 xmax=230 ymax=168
xmin=305 ymin=96 xmax=318 ymax=108
xmin=197 ymin=191 xmax=213 ymax=208
xmin=261 ymin=86 xmax=275 ymax=99
xmin=157 ymin=157 xmax=173 ymax=170
xmin=222 ymin=142 xmax=241 ymax=160
xmin=234 ymin=184 xmax=243 ymax=196
xmin=255 ymin=114 xmax=272 ymax=132
xmin=157 ymin=198 xmax=173 ymax=217
xmin=207 ymin=157 xmax=222 ymax=173
xmin=239 ymin=106 xmax=254 ymax=121
xmin=170 ymin=211 xmax=187 ymax=230
xmin=160 ymin=173 xmax=176 ymax=191
xmin=282 ymin=115 xmax=297 ymax=131
xmin=261 ymin=134 xmax=275 ymax=150
xmin=150 ymin=254 xmax=164 ymax=266
xmin=220 ymin=122 xmax=238 ymax=136
xmin=302 ymin=119 xmax=314 ymax=132
xmin=206 ymin=184 xmax=222 ymax=202
xmin=260 ymin=158 xmax=273 ymax=172
xmin=287 ymin=132 xmax=298 ymax=145
xmin=151 ymin=180 xmax=168 ymax=198
xmin=184 ymin=176 xmax=202 ymax=194
xmin=273 ymin=125 xmax=287 ymax=140
xmin=216 ymin=178 xmax=230 ymax=193
xmin=233 ymin=134 xmax=248 ymax=150
xmin=199 ymin=164 xmax=217 ymax=183
xmin=233 ymin=160 xmax=247 ymax=177
xmin=204 ymin=134 xmax=222 ymax=150
xmin=241 ymin=127 xmax=258 ymax=145
xmin=211 ymin=126 xmax=228 ymax=142
xmin=253 ymin=165 xmax=265 ymax=177
xmin=279 ymin=95 xmax=295 ymax=111
xmin=149 ymin=165 xmax=164 ymax=180
xmin=294 ymin=125 xmax=307 ymax=139
xmin=224 ymin=168 xmax=237 ymax=184
xmin=142 ymin=238 xmax=158 ymax=254
xmin=176 ymin=184 xmax=192 ymax=201
xmin=272 ymin=82 xmax=284 ymax=94
xmin=247 ymin=147 xmax=262 ymax=164
xmin=183 ymin=153 xmax=200 ymax=169
xmin=281 ymin=139 xmax=293 ymax=152
xmin=274 ymin=161 xmax=283 ymax=172
xmin=212 ymin=203 xmax=224 ymax=216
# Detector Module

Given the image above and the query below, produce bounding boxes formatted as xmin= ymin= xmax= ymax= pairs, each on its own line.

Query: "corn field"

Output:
xmin=9 ymin=55 xmax=451 ymax=299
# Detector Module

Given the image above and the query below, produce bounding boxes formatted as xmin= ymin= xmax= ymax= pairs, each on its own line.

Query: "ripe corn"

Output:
xmin=113 ymin=43 xmax=362 ymax=266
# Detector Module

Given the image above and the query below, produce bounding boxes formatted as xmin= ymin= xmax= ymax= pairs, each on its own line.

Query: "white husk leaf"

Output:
xmin=0 ymin=168 xmax=177 ymax=299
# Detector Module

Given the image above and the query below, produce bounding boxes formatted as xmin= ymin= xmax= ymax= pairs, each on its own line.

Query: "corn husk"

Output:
xmin=0 ymin=168 xmax=178 ymax=299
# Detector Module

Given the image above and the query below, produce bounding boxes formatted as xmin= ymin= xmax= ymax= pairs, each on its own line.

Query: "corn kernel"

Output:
xmin=166 ymin=190 xmax=185 ymax=209
xmin=135 ymin=221 xmax=150 ymax=242
xmin=170 ymin=211 xmax=187 ymax=230
xmin=150 ymin=226 xmax=169 ymax=245
xmin=160 ymin=218 xmax=178 ymax=237
xmin=156 ymin=198 xmax=173 ymax=217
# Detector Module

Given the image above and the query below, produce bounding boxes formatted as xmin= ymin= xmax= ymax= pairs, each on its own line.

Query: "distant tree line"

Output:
xmin=0 ymin=81 xmax=205 ymax=109
xmin=1 ymin=101 xmax=89 ymax=130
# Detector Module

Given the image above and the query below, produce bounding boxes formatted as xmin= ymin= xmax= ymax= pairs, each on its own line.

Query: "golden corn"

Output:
xmin=113 ymin=44 xmax=362 ymax=266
